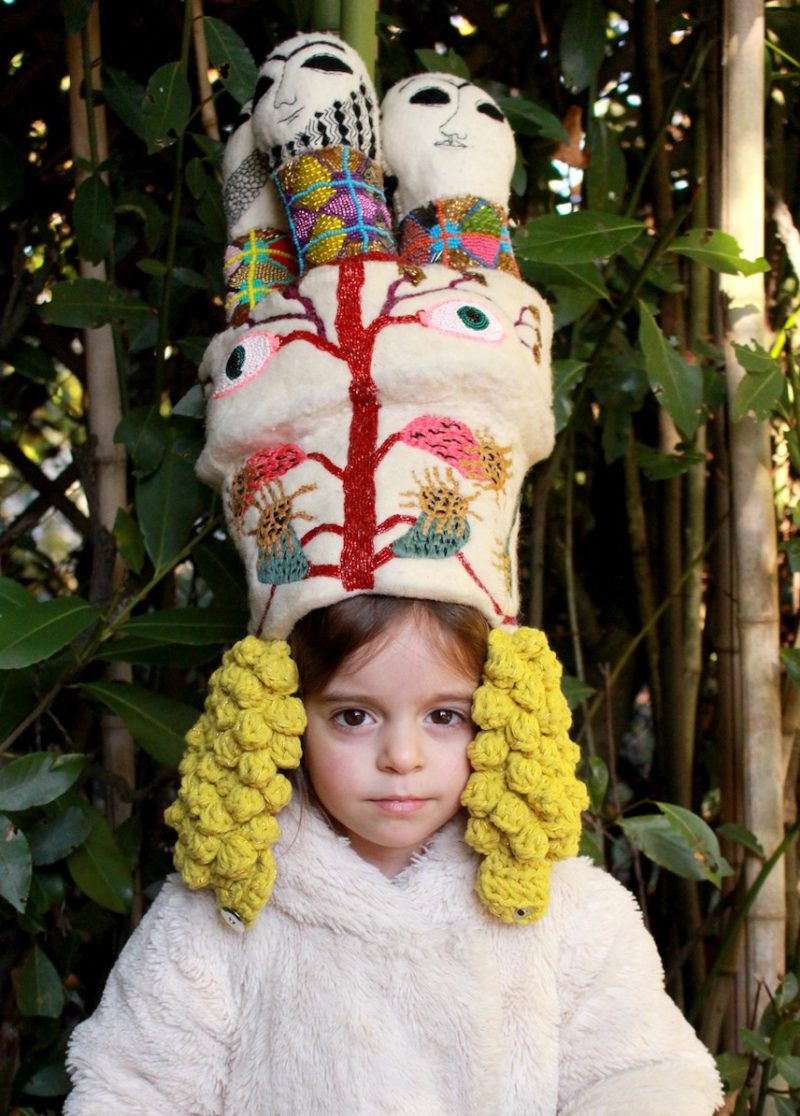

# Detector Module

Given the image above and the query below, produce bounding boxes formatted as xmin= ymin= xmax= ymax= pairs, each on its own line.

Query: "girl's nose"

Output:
xmin=377 ymin=723 xmax=425 ymax=774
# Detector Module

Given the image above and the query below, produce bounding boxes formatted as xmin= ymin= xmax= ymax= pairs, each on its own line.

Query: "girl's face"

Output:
xmin=302 ymin=613 xmax=478 ymax=877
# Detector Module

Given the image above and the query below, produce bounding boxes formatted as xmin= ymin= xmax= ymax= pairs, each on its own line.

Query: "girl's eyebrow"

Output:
xmin=316 ymin=691 xmax=474 ymax=704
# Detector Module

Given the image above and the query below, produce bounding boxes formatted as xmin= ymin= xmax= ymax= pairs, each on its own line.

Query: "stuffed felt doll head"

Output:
xmin=166 ymin=31 xmax=587 ymax=931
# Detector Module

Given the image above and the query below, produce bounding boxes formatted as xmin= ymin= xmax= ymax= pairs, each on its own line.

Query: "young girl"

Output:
xmin=65 ymin=595 xmax=721 ymax=1115
xmin=66 ymin=31 xmax=723 ymax=1114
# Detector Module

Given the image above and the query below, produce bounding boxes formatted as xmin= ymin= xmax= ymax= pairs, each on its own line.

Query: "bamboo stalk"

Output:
xmin=340 ymin=0 xmax=377 ymax=80
xmin=722 ymin=0 xmax=785 ymax=1020
xmin=67 ymin=4 xmax=134 ymax=829
xmin=191 ymin=0 xmax=219 ymax=142
xmin=312 ymin=0 xmax=341 ymax=31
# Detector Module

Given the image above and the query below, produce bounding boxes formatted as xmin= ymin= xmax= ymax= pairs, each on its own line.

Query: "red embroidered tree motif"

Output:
xmin=242 ymin=257 xmax=516 ymax=633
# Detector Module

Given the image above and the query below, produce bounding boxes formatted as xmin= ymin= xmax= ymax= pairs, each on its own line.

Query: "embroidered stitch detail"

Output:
xmin=224 ymin=229 xmax=299 ymax=325
xmin=274 ymin=147 xmax=396 ymax=272
xmin=399 ymin=196 xmax=520 ymax=277
xmin=230 ymin=475 xmax=315 ymax=585
xmin=392 ymin=467 xmax=481 ymax=559
xmin=223 ymin=149 xmax=272 ymax=230
xmin=398 ymin=416 xmax=511 ymax=496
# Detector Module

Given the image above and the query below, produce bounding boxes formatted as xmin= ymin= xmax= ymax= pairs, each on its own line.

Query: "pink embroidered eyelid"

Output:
xmin=212 ymin=331 xmax=284 ymax=399
xmin=418 ymin=299 xmax=505 ymax=343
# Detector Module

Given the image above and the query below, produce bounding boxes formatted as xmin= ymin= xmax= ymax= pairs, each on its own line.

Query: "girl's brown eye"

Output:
xmin=430 ymin=709 xmax=455 ymax=725
xmin=337 ymin=709 xmax=367 ymax=727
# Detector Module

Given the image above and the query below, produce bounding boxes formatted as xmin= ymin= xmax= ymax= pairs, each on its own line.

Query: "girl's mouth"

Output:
xmin=371 ymin=798 xmax=429 ymax=814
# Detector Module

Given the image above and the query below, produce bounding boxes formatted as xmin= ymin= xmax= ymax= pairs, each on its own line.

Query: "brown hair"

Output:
xmin=289 ymin=595 xmax=490 ymax=698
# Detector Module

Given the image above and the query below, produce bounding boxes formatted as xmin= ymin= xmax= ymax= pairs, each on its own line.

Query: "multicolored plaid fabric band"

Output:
xmin=399 ymin=197 xmax=520 ymax=278
xmin=274 ymin=146 xmax=396 ymax=273
xmin=224 ymin=228 xmax=300 ymax=325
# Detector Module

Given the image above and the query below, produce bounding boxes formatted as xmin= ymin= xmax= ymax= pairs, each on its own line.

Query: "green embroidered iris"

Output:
xmin=457 ymin=305 xmax=490 ymax=331
xmin=226 ymin=345 xmax=246 ymax=379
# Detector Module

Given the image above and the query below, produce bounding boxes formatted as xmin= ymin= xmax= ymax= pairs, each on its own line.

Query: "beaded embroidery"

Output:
xmin=224 ymin=229 xmax=300 ymax=324
xmin=399 ymin=196 xmax=520 ymax=278
xmin=274 ymin=146 xmax=395 ymax=271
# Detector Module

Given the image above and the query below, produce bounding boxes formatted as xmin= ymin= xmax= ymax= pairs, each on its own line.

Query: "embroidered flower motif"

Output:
xmin=392 ymin=467 xmax=482 ymax=559
xmin=247 ymin=480 xmax=315 ymax=585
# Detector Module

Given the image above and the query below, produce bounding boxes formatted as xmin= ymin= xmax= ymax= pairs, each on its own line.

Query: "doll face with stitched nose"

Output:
xmin=251 ymin=35 xmax=368 ymax=150
xmin=302 ymin=612 xmax=476 ymax=877
xmin=381 ymin=75 xmax=515 ymax=213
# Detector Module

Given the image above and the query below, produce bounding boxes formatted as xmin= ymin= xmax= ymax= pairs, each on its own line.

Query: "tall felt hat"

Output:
xmin=166 ymin=32 xmax=587 ymax=930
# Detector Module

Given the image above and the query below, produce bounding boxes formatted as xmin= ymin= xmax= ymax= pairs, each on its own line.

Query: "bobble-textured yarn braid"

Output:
xmin=165 ymin=636 xmax=305 ymax=926
xmin=462 ymin=626 xmax=589 ymax=924
xmin=167 ymin=627 xmax=587 ymax=928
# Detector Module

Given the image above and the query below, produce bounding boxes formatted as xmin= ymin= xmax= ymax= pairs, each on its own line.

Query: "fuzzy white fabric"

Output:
xmin=222 ymin=101 xmax=286 ymax=240
xmin=197 ymin=259 xmax=554 ymax=639
xmin=65 ymin=799 xmax=722 ymax=1115
xmin=381 ymin=75 xmax=516 ymax=220
xmin=251 ymin=32 xmax=380 ymax=171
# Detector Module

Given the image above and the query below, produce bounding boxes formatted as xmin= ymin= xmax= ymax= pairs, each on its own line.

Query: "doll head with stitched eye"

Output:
xmin=381 ymin=75 xmax=515 ymax=220
xmin=251 ymin=32 xmax=379 ymax=171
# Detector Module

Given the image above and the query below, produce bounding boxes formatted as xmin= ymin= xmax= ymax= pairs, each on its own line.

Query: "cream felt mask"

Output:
xmin=166 ymin=33 xmax=588 ymax=930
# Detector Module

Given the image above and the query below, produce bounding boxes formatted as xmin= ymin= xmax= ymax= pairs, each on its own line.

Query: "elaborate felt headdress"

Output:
xmin=165 ymin=32 xmax=587 ymax=930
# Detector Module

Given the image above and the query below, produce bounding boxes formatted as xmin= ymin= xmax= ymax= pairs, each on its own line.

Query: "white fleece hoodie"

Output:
xmin=65 ymin=799 xmax=722 ymax=1115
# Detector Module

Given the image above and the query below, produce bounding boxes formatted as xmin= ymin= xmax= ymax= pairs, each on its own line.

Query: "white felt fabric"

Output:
xmin=251 ymin=32 xmax=380 ymax=166
xmin=381 ymin=75 xmax=516 ymax=220
xmin=197 ymin=259 xmax=554 ymax=638
xmin=65 ymin=799 xmax=722 ymax=1115
xmin=222 ymin=102 xmax=286 ymax=239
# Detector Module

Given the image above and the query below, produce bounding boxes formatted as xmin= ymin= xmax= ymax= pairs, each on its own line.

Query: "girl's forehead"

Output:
xmin=329 ymin=612 xmax=480 ymax=687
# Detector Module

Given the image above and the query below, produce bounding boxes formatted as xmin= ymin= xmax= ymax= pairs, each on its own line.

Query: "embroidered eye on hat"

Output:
xmin=166 ymin=30 xmax=587 ymax=930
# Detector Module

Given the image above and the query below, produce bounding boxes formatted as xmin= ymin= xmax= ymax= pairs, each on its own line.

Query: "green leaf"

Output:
xmin=15 ymin=945 xmax=65 ymax=1018
xmin=551 ymin=285 xmax=598 ymax=330
xmin=414 ymin=47 xmax=470 ymax=78
xmin=93 ymin=637 xmax=218 ymax=667
xmin=669 ymin=229 xmax=770 ymax=276
xmin=782 ymin=648 xmax=800 ymax=688
xmin=40 ymin=278 xmax=149 ymax=330
xmin=730 ymin=342 xmax=784 ymax=422
xmin=0 ymin=671 xmax=36 ymax=741
xmin=739 ymin=1027 xmax=772 ymax=1057
xmin=3 ymin=338 xmax=58 ymax=383
xmin=498 ymin=96 xmax=569 ymax=143
xmin=621 ymin=807 xmax=732 ymax=887
xmin=578 ymin=826 xmax=604 ymax=865
xmin=775 ymin=972 xmax=800 ymax=1009
xmin=143 ymin=62 xmax=192 ymax=153
xmin=72 ymin=175 xmax=115 ymax=264
xmin=20 ymin=1058 xmax=72 ymax=1098
xmin=116 ymin=607 xmax=248 ymax=646
xmin=638 ymin=301 xmax=702 ymax=438
xmin=561 ymin=673 xmax=596 ymax=708
xmin=0 ymin=135 xmax=26 ymax=211
xmin=0 ymin=815 xmax=32 ymax=911
xmin=193 ymin=540 xmax=248 ymax=608
xmin=656 ymin=801 xmax=733 ymax=887
xmin=0 ymin=576 xmax=32 ymax=611
xmin=585 ymin=756 xmax=609 ymax=812
xmin=585 ymin=118 xmax=626 ymax=213
xmin=67 ymin=806 xmax=133 ymax=913
xmin=203 ymin=17 xmax=258 ymax=105
xmin=717 ymin=821 xmax=765 ymax=857
xmin=0 ymin=597 xmax=98 ymax=669
xmin=81 ymin=680 xmax=196 ymax=768
xmin=714 ymin=1051 xmax=750 ymax=1092
xmin=561 ymin=0 xmax=607 ymax=93
xmin=553 ymin=359 xmax=587 ymax=434
xmin=519 ymin=259 xmax=609 ymax=301
xmin=27 ymin=805 xmax=91 ymax=865
xmin=0 ymin=753 xmax=86 ymax=811
xmin=781 ymin=538 xmax=800 ymax=574
xmin=104 ymin=66 xmax=147 ymax=140
xmin=514 ymin=211 xmax=645 ymax=265
xmin=774 ymin=1096 xmax=798 ymax=1116
xmin=114 ymin=405 xmax=169 ymax=479
xmin=113 ymin=507 xmax=145 ymax=574
xmin=135 ymin=430 xmax=203 ymax=571
xmin=634 ymin=443 xmax=706 ymax=480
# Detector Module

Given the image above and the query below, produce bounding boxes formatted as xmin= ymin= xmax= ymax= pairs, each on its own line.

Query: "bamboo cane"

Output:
xmin=67 ymin=4 xmax=135 ymax=830
xmin=722 ymin=0 xmax=785 ymax=1020
xmin=191 ymin=0 xmax=220 ymax=142
xmin=340 ymin=0 xmax=377 ymax=81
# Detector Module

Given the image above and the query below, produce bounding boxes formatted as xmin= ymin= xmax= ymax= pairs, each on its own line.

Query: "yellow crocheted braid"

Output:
xmin=461 ymin=626 xmax=589 ymax=924
xmin=164 ymin=636 xmax=305 ymax=927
